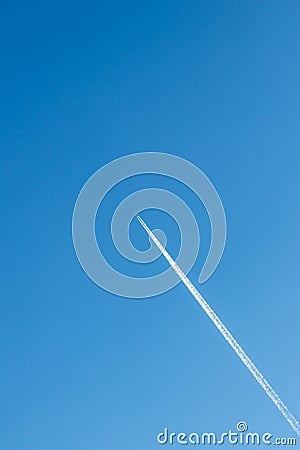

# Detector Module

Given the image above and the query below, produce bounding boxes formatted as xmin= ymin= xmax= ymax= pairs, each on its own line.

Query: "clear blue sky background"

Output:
xmin=1 ymin=1 xmax=300 ymax=448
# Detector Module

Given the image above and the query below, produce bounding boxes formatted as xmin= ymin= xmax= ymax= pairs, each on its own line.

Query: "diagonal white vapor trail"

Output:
xmin=137 ymin=215 xmax=300 ymax=436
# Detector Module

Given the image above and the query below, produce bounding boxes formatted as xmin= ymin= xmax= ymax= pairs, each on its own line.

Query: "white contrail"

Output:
xmin=137 ymin=215 xmax=300 ymax=436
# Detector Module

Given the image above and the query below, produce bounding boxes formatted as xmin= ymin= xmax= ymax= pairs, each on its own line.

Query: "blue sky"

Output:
xmin=1 ymin=1 xmax=300 ymax=448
